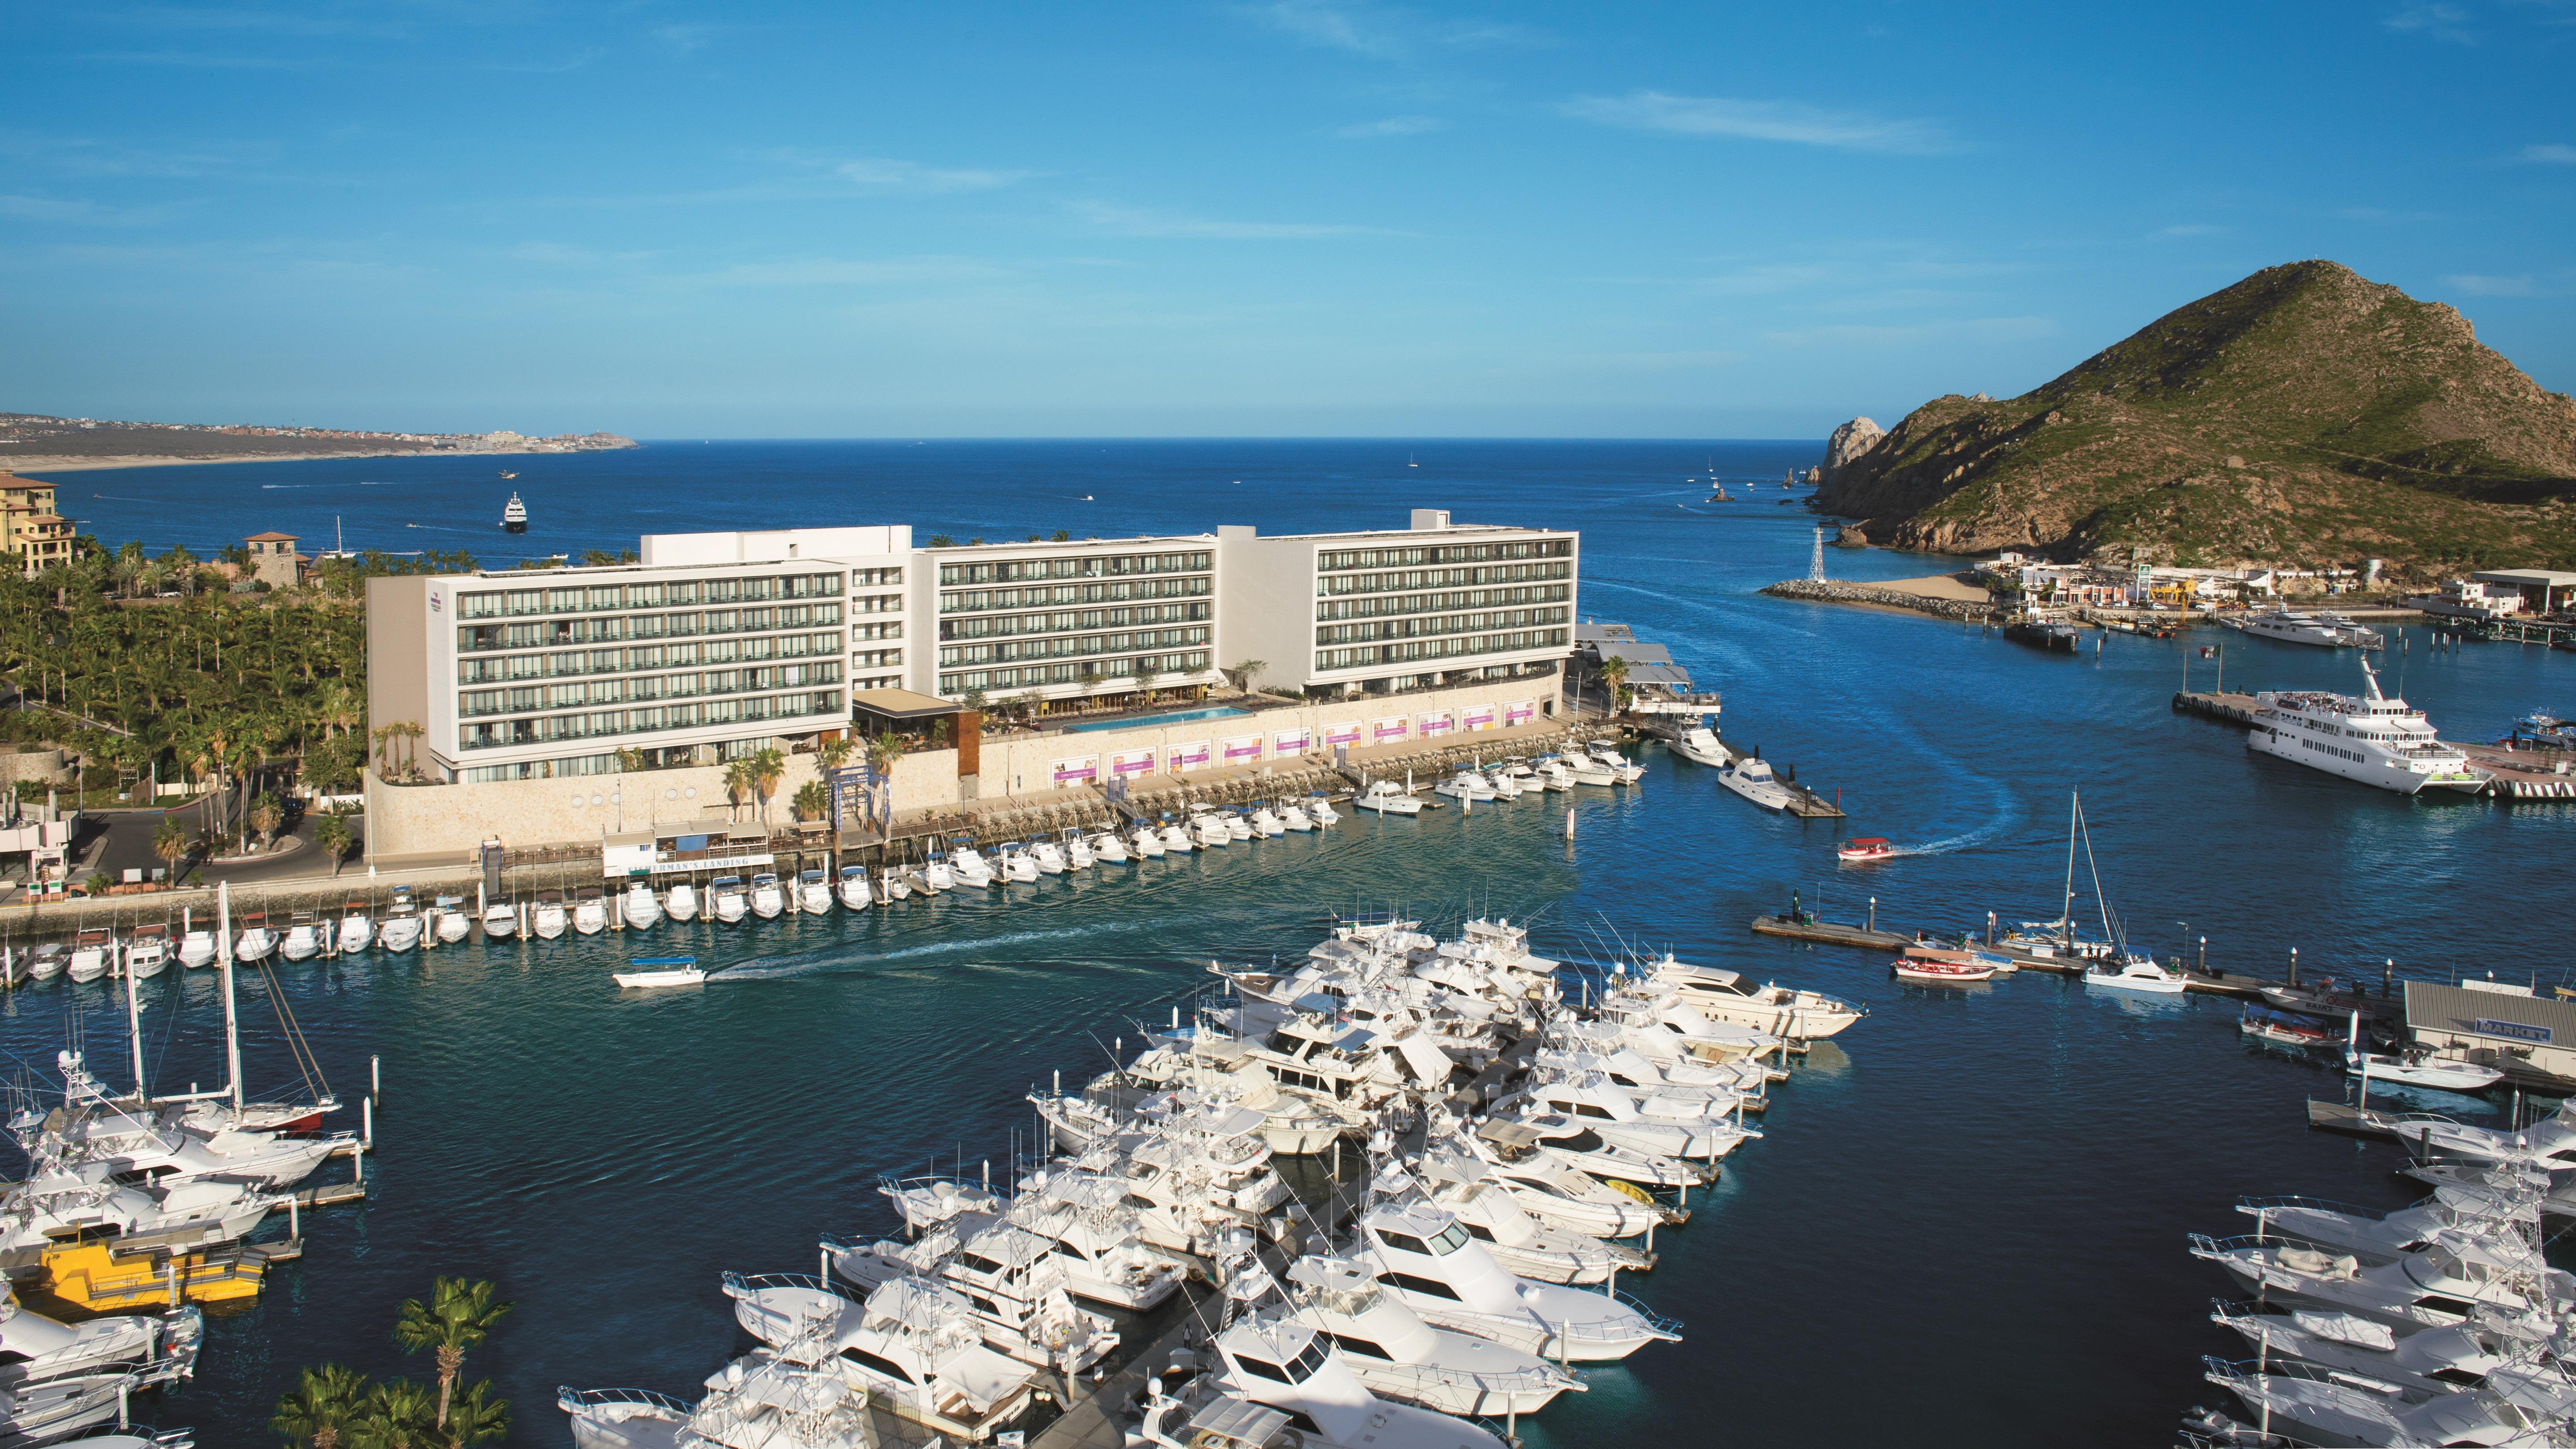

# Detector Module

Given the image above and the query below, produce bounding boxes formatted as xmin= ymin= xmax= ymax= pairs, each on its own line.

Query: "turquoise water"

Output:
xmin=1059 ymin=704 xmax=1253 ymax=734
xmin=15 ymin=440 xmax=2573 ymax=1448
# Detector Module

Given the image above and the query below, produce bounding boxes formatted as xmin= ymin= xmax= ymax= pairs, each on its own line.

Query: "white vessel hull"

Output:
xmin=1715 ymin=767 xmax=1792 ymax=810
xmin=2247 ymin=726 xmax=2476 ymax=795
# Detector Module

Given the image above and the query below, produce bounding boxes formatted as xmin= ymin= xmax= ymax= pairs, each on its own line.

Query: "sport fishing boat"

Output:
xmin=121 ymin=925 xmax=171 ymax=980
xmin=612 ymin=956 xmax=703 ymax=989
xmin=1355 ymin=781 xmax=1423 ymax=815
xmin=665 ymin=881 xmax=699 ymax=922
xmin=748 ymin=873 xmax=785 ymax=919
xmin=500 ymin=492 xmax=528 ymax=533
xmin=1138 ymin=1312 xmax=1512 ymax=1449
xmin=335 ymin=901 xmax=373 ymax=954
xmin=838 ymin=865 xmax=872 ymax=910
xmin=1670 ymin=725 xmax=1726 ymax=767
xmin=2084 ymin=956 xmax=2188 ymax=994
xmin=1837 ymin=836 xmax=1895 ymax=862
xmin=709 ymin=877 xmax=748 ymax=924
xmin=572 ymin=888 xmax=608 ymax=936
xmin=2347 ymin=1046 xmax=2504 ymax=1092
xmin=798 ymin=869 xmax=832 ymax=913
xmin=621 ymin=879 xmax=662 ymax=928
xmin=2247 ymin=658 xmax=2490 ymax=796
xmin=1715 ymin=756 xmax=1792 ymax=811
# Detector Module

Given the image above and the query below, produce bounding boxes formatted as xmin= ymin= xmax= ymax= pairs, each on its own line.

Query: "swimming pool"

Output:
xmin=1058 ymin=704 xmax=1253 ymax=733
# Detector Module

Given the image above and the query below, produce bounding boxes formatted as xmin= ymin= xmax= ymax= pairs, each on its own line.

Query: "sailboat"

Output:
xmin=2053 ymin=792 xmax=2188 ymax=994
xmin=1407 ymin=451 xmax=1419 ymax=467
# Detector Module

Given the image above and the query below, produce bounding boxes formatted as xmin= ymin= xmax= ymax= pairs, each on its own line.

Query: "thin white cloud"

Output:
xmin=651 ymin=23 xmax=729 ymax=54
xmin=1560 ymin=91 xmax=1951 ymax=155
xmin=2154 ymin=224 xmax=2227 ymax=237
xmin=2442 ymin=273 xmax=2536 ymax=296
xmin=0 ymin=193 xmax=182 ymax=225
xmin=1070 ymin=200 xmax=1390 ymax=239
xmin=1240 ymin=1 xmax=1395 ymax=56
xmin=2521 ymin=143 xmax=2576 ymax=164
xmin=1233 ymin=3 xmax=1548 ymax=58
xmin=835 ymin=158 xmax=1036 ymax=194
xmin=2384 ymin=2 xmax=2476 ymax=41
xmin=1335 ymin=115 xmax=1443 ymax=140
xmin=1762 ymin=316 xmax=2057 ymax=347
xmin=687 ymin=257 xmax=1009 ymax=287
xmin=80 ymin=50 xmax=322 ymax=68
xmin=0 ymin=131 xmax=256 ymax=179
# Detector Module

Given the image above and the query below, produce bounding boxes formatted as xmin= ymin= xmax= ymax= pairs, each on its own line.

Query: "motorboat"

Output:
xmin=1483 ymin=768 xmax=1523 ymax=800
xmin=279 ymin=913 xmax=322 ymax=962
xmin=622 ymin=880 xmax=662 ymax=928
xmin=1643 ymin=955 xmax=1865 ymax=1039
xmin=1127 ymin=822 xmax=1168 ymax=858
xmin=1715 ymin=756 xmax=1793 ymax=810
xmin=2083 ymin=956 xmax=2187 ymax=994
xmin=1089 ymin=830 xmax=1131 ymax=864
xmin=710 ymin=877 xmax=749 ymax=923
xmin=2003 ymin=615 xmax=2081 ymax=651
xmin=1062 ymin=830 xmax=1097 ymax=868
xmin=1836 ymin=836 xmax=1896 ymax=862
xmin=558 ymin=1386 xmax=692 ymax=1449
xmin=233 ymin=914 xmax=278 ymax=962
xmin=500 ymin=491 xmax=529 ymax=532
xmin=1670 ymin=726 xmax=1726 ymax=768
xmin=0 ymin=1280 xmax=203 ymax=1390
xmin=2187 ymin=1230 xmax=2571 ymax=1329
xmin=1278 ymin=800 xmax=1314 ymax=831
xmin=1306 ymin=792 xmax=1341 ymax=824
xmin=2207 ymin=1298 xmax=2539 ymax=1400
xmin=434 ymin=896 xmax=471 ymax=943
xmin=2233 ymin=1185 xmax=2537 ymax=1264
xmin=749 ymin=873 xmax=786 ymax=919
xmin=948 ymin=840 xmax=996 ymax=886
xmin=996 ymin=844 xmax=1039 ymax=883
xmin=1283 ymin=1253 xmax=1581 ymax=1417
xmin=722 ymin=1273 xmax=1048 ymax=1442
xmin=122 ymin=925 xmax=170 ymax=980
xmin=175 ymin=928 xmax=217 ymax=969
xmin=1138 ymin=1313 xmax=1511 ymax=1449
xmin=1354 ymin=781 xmax=1422 ymax=816
xmin=1224 ymin=809 xmax=1252 ymax=842
xmin=379 ymin=899 xmax=422 ymax=953
xmin=1160 ymin=816 xmax=1195 ymax=852
xmin=1355 ymin=1202 xmax=1680 ymax=1362
xmin=2348 ymin=1047 xmax=2504 ymax=1092
xmin=481 ymin=900 xmax=519 ymax=940
xmin=26 ymin=944 xmax=65 ymax=982
xmin=2239 ymin=1008 xmax=2332 ymax=1049
xmin=1529 ymin=757 xmax=1576 ymax=791
xmin=2247 ymin=658 xmax=2490 ymax=795
xmin=923 ymin=852 xmax=958 ymax=890
xmin=1584 ymin=743 xmax=1646 ymax=784
xmin=665 ymin=881 xmax=699 ymax=922
xmin=572 ymin=889 xmax=609 ymax=936
xmin=1401 ymin=1151 xmax=1650 ymax=1286
xmin=2200 ymin=1357 xmax=2572 ymax=1449
xmin=1247 ymin=804 xmax=1286 ymax=836
xmin=879 ymin=867 xmax=912 ymax=902
xmin=1434 ymin=771 xmax=1496 ymax=803
xmin=798 ymin=869 xmax=832 ymax=914
xmin=335 ymin=902 xmax=373 ymax=954
xmin=613 ymin=956 xmax=704 ymax=990
xmin=532 ymin=890 xmax=569 ymax=940
xmin=1191 ymin=812 xmax=1230 ymax=848
xmin=1028 ymin=837 xmax=1068 ymax=875
xmin=67 ymin=931 xmax=114 ymax=983
xmin=838 ymin=865 xmax=872 ymax=910
xmin=1565 ymin=754 xmax=1617 ymax=787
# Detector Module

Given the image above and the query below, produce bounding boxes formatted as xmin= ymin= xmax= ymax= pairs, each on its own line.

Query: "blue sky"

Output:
xmin=4 ymin=1 xmax=2572 ymax=438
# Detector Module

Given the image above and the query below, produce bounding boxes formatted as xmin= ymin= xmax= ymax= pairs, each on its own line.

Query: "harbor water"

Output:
xmin=14 ymin=441 xmax=2574 ymax=1446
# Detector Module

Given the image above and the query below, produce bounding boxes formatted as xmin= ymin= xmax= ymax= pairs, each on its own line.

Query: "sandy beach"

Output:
xmin=1847 ymin=572 xmax=1991 ymax=603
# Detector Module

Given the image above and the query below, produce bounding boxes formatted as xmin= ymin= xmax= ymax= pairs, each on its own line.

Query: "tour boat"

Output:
xmin=1837 ymin=836 xmax=1896 ymax=862
xmin=2083 ymin=956 xmax=2188 ymax=994
xmin=611 ymin=956 xmax=703 ymax=990
xmin=1894 ymin=955 xmax=1994 ymax=984
xmin=2247 ymin=658 xmax=2490 ymax=796
xmin=500 ymin=492 xmax=528 ymax=533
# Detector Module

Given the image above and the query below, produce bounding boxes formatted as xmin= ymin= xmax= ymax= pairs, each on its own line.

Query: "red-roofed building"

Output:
xmin=244 ymin=530 xmax=304 ymax=589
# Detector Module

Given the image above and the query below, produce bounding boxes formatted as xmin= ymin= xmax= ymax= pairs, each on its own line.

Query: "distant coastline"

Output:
xmin=0 ymin=411 xmax=637 ymax=475
xmin=4 ymin=445 xmax=617 ymax=473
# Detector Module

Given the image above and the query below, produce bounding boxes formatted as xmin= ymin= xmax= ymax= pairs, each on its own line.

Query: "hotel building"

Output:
xmin=367 ymin=509 xmax=1576 ymax=784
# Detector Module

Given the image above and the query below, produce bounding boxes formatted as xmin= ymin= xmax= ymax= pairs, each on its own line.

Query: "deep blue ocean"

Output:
xmin=16 ymin=441 xmax=2575 ymax=1447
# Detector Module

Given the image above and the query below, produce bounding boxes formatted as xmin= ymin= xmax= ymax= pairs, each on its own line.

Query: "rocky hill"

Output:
xmin=1812 ymin=262 xmax=2576 ymax=576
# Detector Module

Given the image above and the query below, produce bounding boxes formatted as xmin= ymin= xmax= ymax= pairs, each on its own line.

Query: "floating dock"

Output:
xmin=1626 ymin=723 xmax=1846 ymax=818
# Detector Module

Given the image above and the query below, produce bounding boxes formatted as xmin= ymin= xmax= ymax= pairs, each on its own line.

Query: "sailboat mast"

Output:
xmin=2061 ymin=792 xmax=2079 ymax=949
xmin=124 ymin=937 xmax=147 ymax=1101
xmin=218 ymin=880 xmax=243 ymax=1113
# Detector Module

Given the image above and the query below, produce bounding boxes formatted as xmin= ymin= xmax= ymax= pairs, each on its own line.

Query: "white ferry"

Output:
xmin=2247 ymin=659 xmax=2489 ymax=796
xmin=2230 ymin=606 xmax=2381 ymax=650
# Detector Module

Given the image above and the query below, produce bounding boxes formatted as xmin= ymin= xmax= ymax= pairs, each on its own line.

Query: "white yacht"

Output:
xmin=1140 ymin=1313 xmax=1510 ymax=1449
xmin=1645 ymin=954 xmax=1864 ymax=1039
xmin=1354 ymin=1201 xmax=1680 ymax=1362
xmin=2234 ymin=606 xmax=2383 ymax=649
xmin=500 ymin=491 xmax=529 ymax=533
xmin=1715 ymin=756 xmax=1793 ymax=811
xmin=948 ymin=840 xmax=996 ymax=886
xmin=1433 ymin=770 xmax=1496 ymax=803
xmin=1670 ymin=725 xmax=1727 ymax=768
xmin=1284 ymin=1254 xmax=1581 ymax=1417
xmin=2082 ymin=956 xmax=2187 ymax=994
xmin=2248 ymin=659 xmax=2491 ymax=796
xmin=749 ymin=873 xmax=786 ymax=919
xmin=622 ymin=880 xmax=663 ymax=928
xmin=558 ymin=1386 xmax=691 ymax=1449
xmin=1354 ymin=781 xmax=1423 ymax=816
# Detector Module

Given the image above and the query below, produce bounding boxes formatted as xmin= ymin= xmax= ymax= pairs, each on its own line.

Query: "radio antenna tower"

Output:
xmin=1809 ymin=523 xmax=1827 ymax=582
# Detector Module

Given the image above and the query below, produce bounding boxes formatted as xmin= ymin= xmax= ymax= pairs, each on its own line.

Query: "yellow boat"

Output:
xmin=39 ymin=1240 xmax=268 ymax=1311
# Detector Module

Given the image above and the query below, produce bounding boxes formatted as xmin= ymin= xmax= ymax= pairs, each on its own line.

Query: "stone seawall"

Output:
xmin=1760 ymin=577 xmax=1997 ymax=622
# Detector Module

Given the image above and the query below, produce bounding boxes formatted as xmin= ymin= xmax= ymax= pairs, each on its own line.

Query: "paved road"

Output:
xmin=80 ymin=796 xmax=360 ymax=889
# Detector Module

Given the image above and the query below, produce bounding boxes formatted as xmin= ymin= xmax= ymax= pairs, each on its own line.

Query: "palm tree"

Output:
xmin=439 ymin=1380 xmax=510 ymax=1448
xmin=750 ymin=746 xmax=784 ymax=826
xmin=273 ymin=1363 xmax=370 ymax=1449
xmin=792 ymin=780 xmax=829 ymax=822
xmin=720 ymin=758 xmax=755 ymax=822
xmin=314 ymin=813 xmax=352 ymax=876
xmin=815 ymin=735 xmax=853 ymax=774
xmin=1223 ymin=659 xmax=1268 ymax=694
xmin=864 ymin=730 xmax=905 ymax=835
xmin=152 ymin=813 xmax=191 ymax=881
xmin=392 ymin=1276 xmax=514 ymax=1432
xmin=349 ymin=1378 xmax=436 ymax=1449
xmin=248 ymin=792 xmax=283 ymax=848
xmin=1597 ymin=655 xmax=1631 ymax=712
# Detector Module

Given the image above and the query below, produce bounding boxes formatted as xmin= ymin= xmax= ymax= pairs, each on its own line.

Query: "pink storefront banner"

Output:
xmin=1274 ymin=728 xmax=1311 ymax=756
xmin=1372 ymin=717 xmax=1408 ymax=743
xmin=1504 ymin=700 xmax=1536 ymax=725
xmin=1462 ymin=706 xmax=1497 ymax=732
xmin=1221 ymin=734 xmax=1263 ymax=763
xmin=1418 ymin=710 xmax=1454 ymax=737
xmin=1051 ymin=756 xmax=1097 ymax=786
xmin=1168 ymin=740 xmax=1212 ymax=772
xmin=1110 ymin=749 xmax=1157 ymax=777
xmin=1323 ymin=721 xmax=1362 ymax=748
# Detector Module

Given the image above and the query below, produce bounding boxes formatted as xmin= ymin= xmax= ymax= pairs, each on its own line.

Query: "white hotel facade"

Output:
xmin=367 ymin=509 xmax=1578 ymax=784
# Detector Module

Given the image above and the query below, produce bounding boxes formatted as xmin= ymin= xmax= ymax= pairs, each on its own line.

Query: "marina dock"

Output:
xmin=1751 ymin=912 xmax=2310 ymax=1001
xmin=1625 ymin=721 xmax=1846 ymax=818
